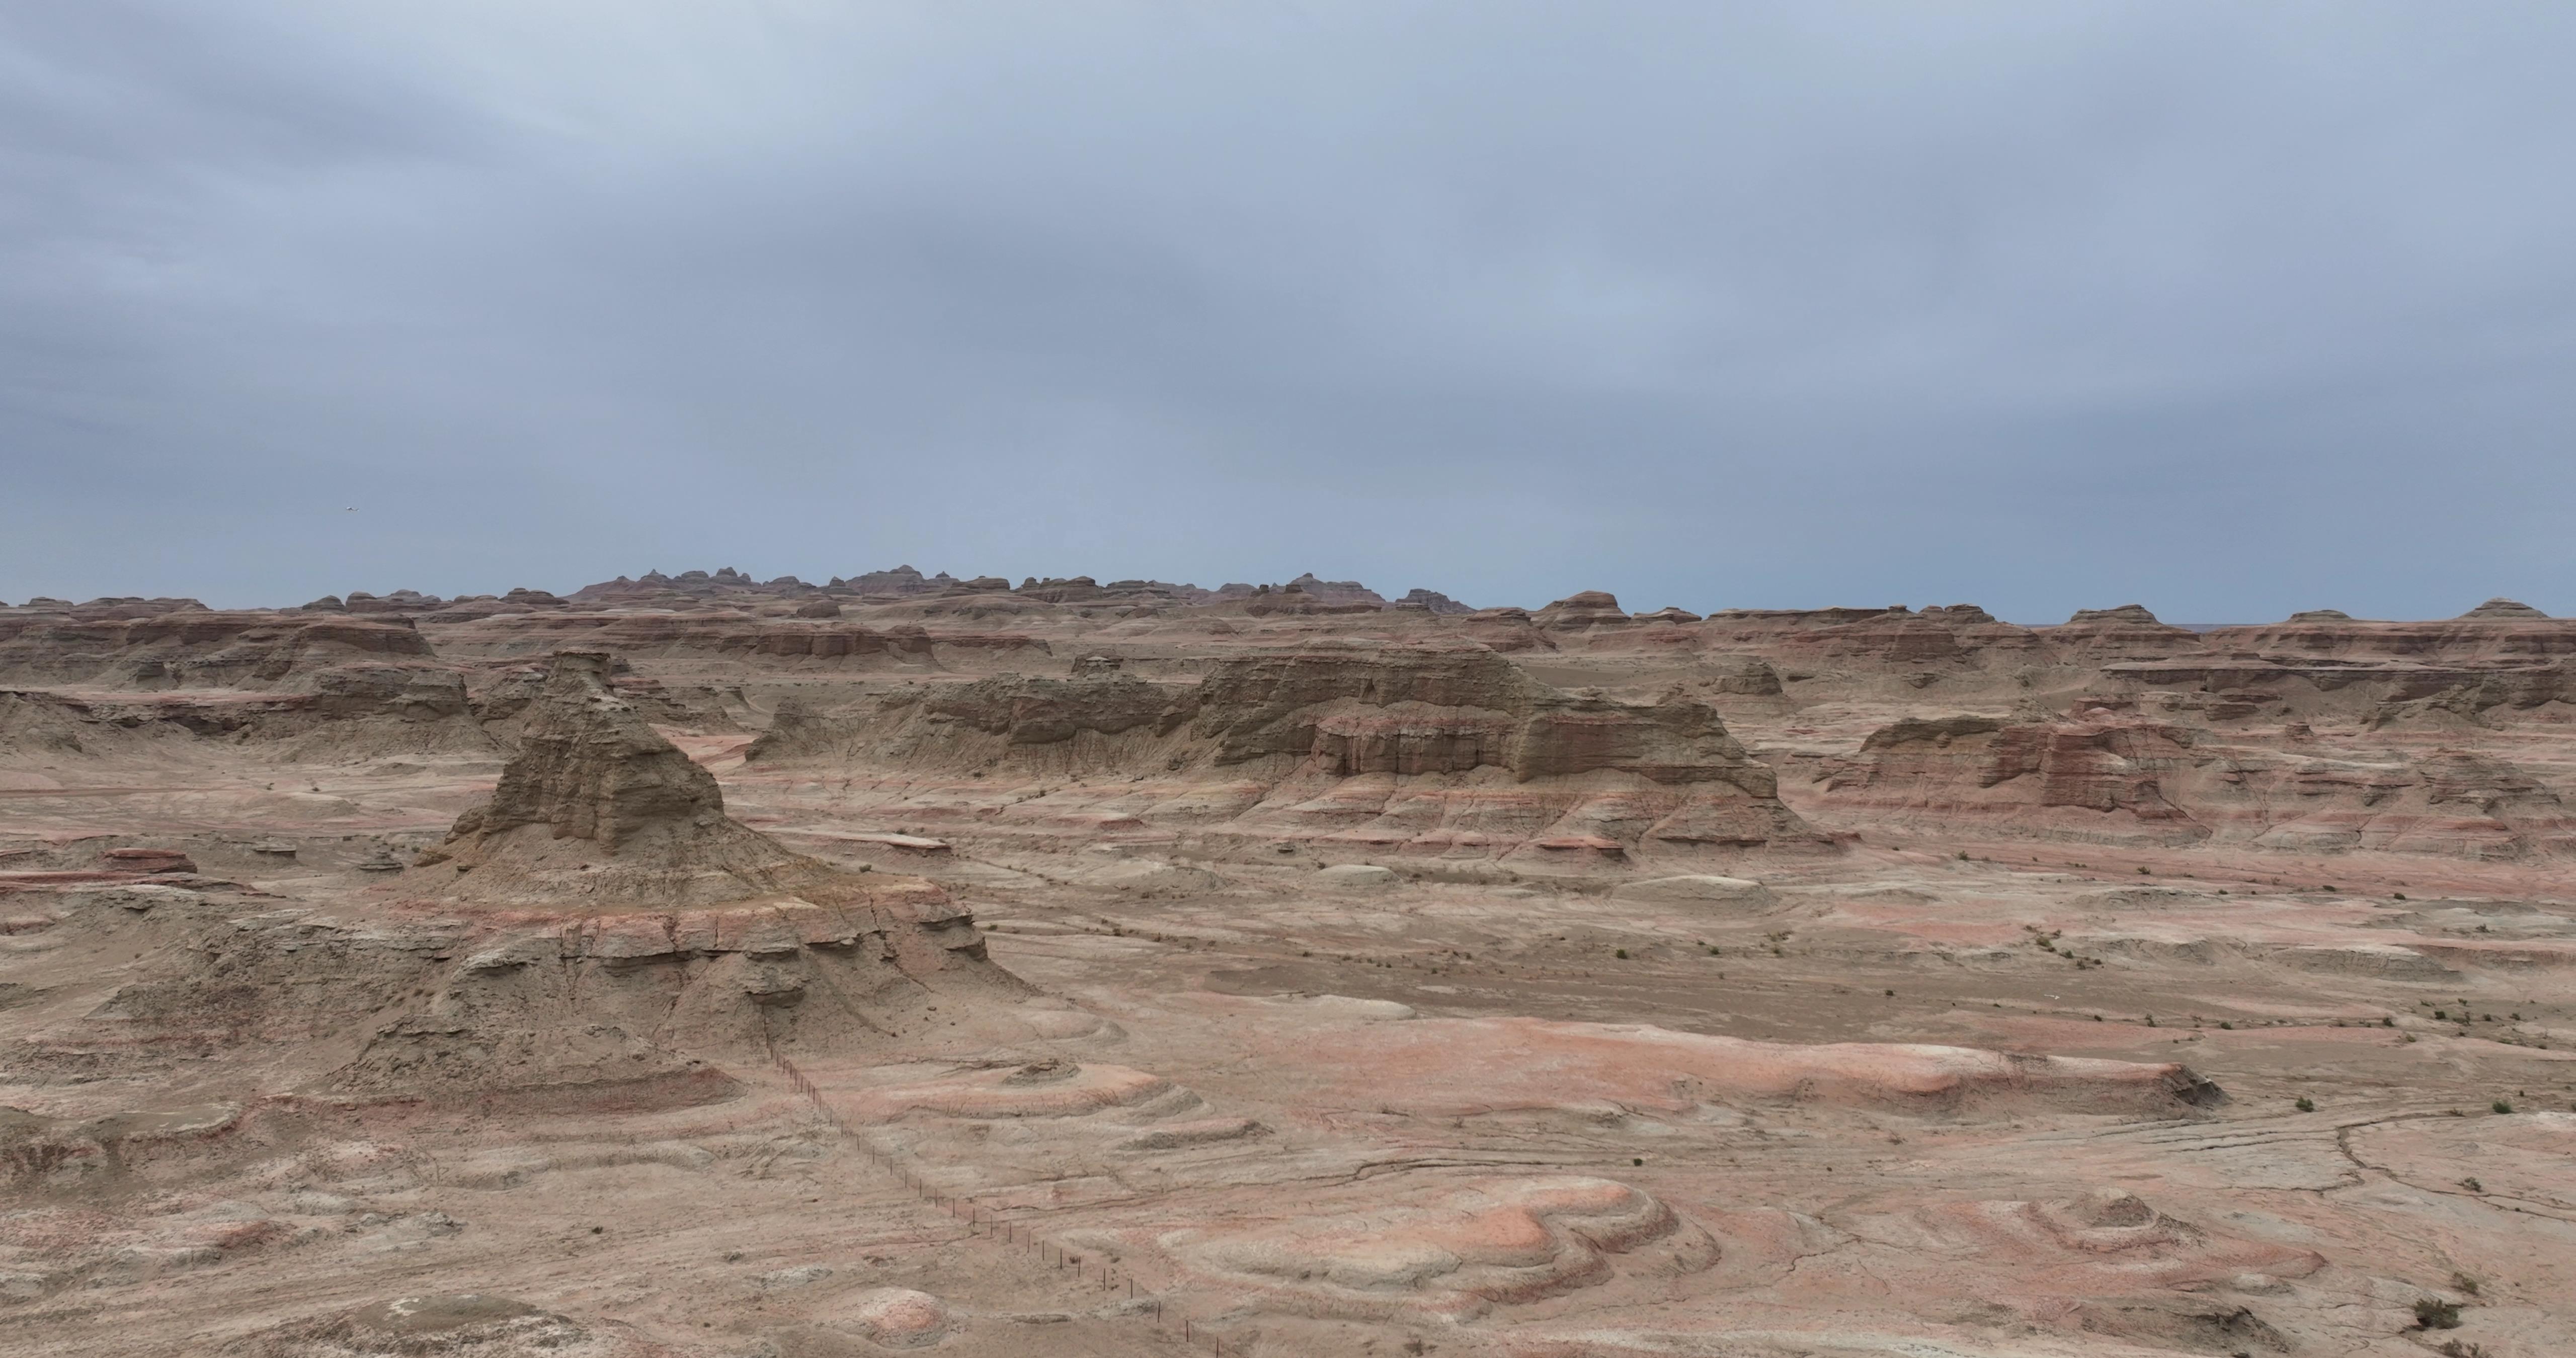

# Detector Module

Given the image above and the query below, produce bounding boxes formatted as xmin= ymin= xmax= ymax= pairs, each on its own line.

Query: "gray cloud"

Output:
xmin=4 ymin=1 xmax=2571 ymax=619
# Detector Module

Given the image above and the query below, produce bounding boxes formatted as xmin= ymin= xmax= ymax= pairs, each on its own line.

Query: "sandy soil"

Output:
xmin=5 ymin=596 xmax=2573 ymax=1357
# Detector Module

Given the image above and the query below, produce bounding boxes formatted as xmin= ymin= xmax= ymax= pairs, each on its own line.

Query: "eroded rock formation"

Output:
xmin=750 ymin=644 xmax=1824 ymax=860
xmin=1820 ymin=708 xmax=2576 ymax=855
xmin=49 ymin=649 xmax=1034 ymax=1105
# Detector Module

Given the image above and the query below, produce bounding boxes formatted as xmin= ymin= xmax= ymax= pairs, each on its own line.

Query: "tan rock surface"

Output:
xmin=6 ymin=580 xmax=2576 ymax=1358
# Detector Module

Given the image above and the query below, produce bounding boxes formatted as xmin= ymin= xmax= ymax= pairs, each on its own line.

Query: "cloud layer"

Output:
xmin=5 ymin=2 xmax=2572 ymax=619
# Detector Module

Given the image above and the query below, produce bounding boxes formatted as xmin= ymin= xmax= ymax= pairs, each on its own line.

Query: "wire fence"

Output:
xmin=763 ymin=1034 xmax=1237 ymax=1355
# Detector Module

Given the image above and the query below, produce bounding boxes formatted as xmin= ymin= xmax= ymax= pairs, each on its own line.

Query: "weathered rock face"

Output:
xmin=1684 ymin=600 xmax=2576 ymax=720
xmin=0 ymin=663 xmax=491 ymax=760
xmin=0 ymin=610 xmax=436 ymax=691
xmin=2105 ymin=653 xmax=2576 ymax=728
xmin=421 ymin=610 xmax=1048 ymax=671
xmin=1823 ymin=714 xmax=2204 ymax=842
xmin=419 ymin=652 xmax=890 ymax=907
xmin=2198 ymin=615 xmax=2576 ymax=662
xmin=1816 ymin=709 xmax=2576 ymax=856
xmin=1199 ymin=647 xmax=1771 ymax=789
xmin=1394 ymin=588 xmax=1473 ymax=615
xmin=1280 ymin=573 xmax=1388 ymax=607
xmin=1702 ymin=605 xmax=2050 ymax=674
xmin=293 ymin=650 xmax=1033 ymax=1089
xmin=751 ymin=645 xmax=1823 ymax=859
xmin=1533 ymin=591 xmax=1631 ymax=631
xmin=454 ymin=652 xmax=730 ymax=849
xmin=2044 ymin=605 xmax=2204 ymax=656
xmin=749 ymin=672 xmax=1191 ymax=770
xmin=2066 ymin=605 xmax=2162 ymax=626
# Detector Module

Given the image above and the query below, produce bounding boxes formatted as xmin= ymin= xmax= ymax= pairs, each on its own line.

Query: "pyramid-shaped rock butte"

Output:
xmin=326 ymin=650 xmax=1021 ymax=1100
xmin=418 ymin=650 xmax=852 ymax=909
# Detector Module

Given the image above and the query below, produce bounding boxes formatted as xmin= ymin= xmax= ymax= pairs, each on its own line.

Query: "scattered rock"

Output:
xmin=1315 ymin=863 xmax=1399 ymax=889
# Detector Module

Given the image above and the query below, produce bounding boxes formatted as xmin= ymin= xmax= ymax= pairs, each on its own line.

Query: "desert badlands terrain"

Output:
xmin=3 ymin=569 xmax=2573 ymax=1357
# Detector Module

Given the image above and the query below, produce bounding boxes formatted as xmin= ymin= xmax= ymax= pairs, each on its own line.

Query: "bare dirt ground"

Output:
xmin=5 ymin=586 xmax=2573 ymax=1357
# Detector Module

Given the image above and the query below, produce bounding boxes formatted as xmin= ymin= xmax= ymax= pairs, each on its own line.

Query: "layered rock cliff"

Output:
xmin=750 ymin=644 xmax=1824 ymax=861
xmin=1816 ymin=708 xmax=2576 ymax=857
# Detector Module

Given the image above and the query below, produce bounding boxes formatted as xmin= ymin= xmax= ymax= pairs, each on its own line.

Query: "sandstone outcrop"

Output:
xmin=1820 ymin=709 xmax=2576 ymax=856
xmin=1 ymin=663 xmax=490 ymax=759
xmin=1703 ymin=604 xmax=2050 ymax=677
xmin=749 ymin=671 xmax=1187 ymax=771
xmin=333 ymin=651 xmax=1026 ymax=1090
xmin=0 ymin=602 xmax=489 ymax=757
xmin=418 ymin=653 xmax=952 ymax=912
xmin=420 ymin=610 xmax=1049 ymax=671
xmin=1822 ymin=713 xmax=2206 ymax=843
xmin=1394 ymin=587 xmax=1473 ymax=614
xmin=2045 ymin=604 xmax=2203 ymax=656
xmin=0 ymin=610 xmax=437 ymax=691
xmin=751 ymin=644 xmax=1823 ymax=860
xmin=1279 ymin=573 xmax=1387 ymax=607
xmin=16 ymin=567 xmax=2576 ymax=1358
xmin=1534 ymin=590 xmax=1631 ymax=630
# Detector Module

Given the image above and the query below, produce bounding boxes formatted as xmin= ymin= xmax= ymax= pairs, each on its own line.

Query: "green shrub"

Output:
xmin=2412 ymin=1297 xmax=2461 ymax=1330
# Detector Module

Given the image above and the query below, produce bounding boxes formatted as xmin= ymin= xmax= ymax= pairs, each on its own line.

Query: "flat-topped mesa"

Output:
xmin=0 ymin=607 xmax=435 ymax=690
xmin=753 ymin=643 xmax=1825 ymax=856
xmin=1534 ymin=590 xmax=1631 ymax=630
xmin=1817 ymin=707 xmax=2576 ymax=857
xmin=1281 ymin=573 xmax=1388 ymax=607
xmin=415 ymin=650 xmax=840 ymax=908
xmin=2044 ymin=603 xmax=2203 ymax=656
xmin=1393 ymin=588 xmax=1473 ymax=615
xmin=2066 ymin=604 xmax=2161 ymax=626
xmin=1194 ymin=645 xmax=1778 ymax=789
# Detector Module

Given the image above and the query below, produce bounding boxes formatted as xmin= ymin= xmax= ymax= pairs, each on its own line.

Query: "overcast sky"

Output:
xmin=5 ymin=3 xmax=2571 ymax=620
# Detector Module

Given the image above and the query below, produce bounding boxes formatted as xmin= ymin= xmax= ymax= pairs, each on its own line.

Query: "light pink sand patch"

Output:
xmin=1280 ymin=1017 xmax=2222 ymax=1118
xmin=1168 ymin=1175 xmax=1713 ymax=1321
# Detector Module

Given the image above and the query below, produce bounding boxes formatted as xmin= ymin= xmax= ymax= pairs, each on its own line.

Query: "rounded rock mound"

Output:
xmin=1609 ymin=874 xmax=1774 ymax=907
